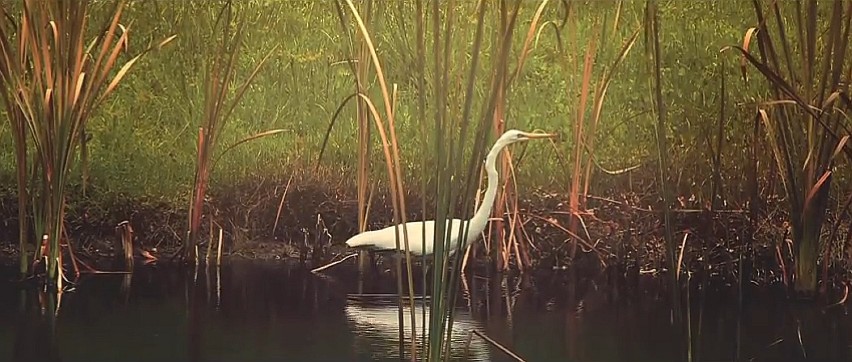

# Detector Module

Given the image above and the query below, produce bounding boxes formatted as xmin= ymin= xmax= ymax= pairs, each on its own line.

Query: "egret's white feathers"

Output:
xmin=344 ymin=219 xmax=473 ymax=256
xmin=343 ymin=129 xmax=554 ymax=257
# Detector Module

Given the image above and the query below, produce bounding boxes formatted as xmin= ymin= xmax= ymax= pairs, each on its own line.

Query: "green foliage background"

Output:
xmin=0 ymin=1 xmax=818 ymax=210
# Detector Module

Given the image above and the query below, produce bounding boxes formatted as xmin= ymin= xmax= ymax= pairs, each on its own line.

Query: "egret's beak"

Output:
xmin=522 ymin=132 xmax=558 ymax=140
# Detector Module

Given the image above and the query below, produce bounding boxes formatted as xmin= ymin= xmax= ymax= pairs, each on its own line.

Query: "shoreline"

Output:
xmin=2 ymin=178 xmax=848 ymax=291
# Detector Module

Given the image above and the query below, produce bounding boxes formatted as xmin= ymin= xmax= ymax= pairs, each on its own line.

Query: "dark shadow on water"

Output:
xmin=10 ymin=289 xmax=61 ymax=362
xmin=0 ymin=261 xmax=849 ymax=362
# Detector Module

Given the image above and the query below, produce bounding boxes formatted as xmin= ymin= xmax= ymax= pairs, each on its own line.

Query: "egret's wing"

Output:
xmin=390 ymin=219 xmax=468 ymax=255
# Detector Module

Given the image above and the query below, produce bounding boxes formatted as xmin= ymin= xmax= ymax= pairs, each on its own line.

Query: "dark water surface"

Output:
xmin=0 ymin=260 xmax=850 ymax=362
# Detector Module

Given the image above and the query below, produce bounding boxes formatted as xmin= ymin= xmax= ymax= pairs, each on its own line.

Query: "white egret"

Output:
xmin=344 ymin=129 xmax=556 ymax=257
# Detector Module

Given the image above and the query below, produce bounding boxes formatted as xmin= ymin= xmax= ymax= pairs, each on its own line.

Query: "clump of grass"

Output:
xmin=184 ymin=1 xmax=280 ymax=263
xmin=543 ymin=0 xmax=640 ymax=264
xmin=426 ymin=0 xmax=493 ymax=357
xmin=725 ymin=0 xmax=852 ymax=297
xmin=644 ymin=0 xmax=676 ymax=280
xmin=328 ymin=0 xmax=556 ymax=360
xmin=644 ymin=1 xmax=689 ymax=356
xmin=486 ymin=0 xmax=523 ymax=273
xmin=0 ymin=0 xmax=174 ymax=284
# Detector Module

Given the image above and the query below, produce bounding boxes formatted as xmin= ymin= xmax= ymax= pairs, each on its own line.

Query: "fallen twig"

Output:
xmin=527 ymin=214 xmax=613 ymax=262
xmin=346 ymin=293 xmax=429 ymax=301
xmin=272 ymin=174 xmax=294 ymax=235
xmin=216 ymin=227 xmax=224 ymax=266
xmin=311 ymin=252 xmax=359 ymax=273
xmin=676 ymin=232 xmax=689 ymax=281
xmin=471 ymin=329 xmax=526 ymax=362
xmin=824 ymin=283 xmax=849 ymax=311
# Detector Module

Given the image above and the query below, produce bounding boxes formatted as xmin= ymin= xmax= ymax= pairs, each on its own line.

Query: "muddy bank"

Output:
xmin=1 ymin=174 xmax=851 ymax=289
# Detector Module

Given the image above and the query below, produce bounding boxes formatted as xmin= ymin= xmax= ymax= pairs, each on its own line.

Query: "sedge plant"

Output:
xmin=643 ymin=4 xmax=691 ymax=358
xmin=0 ymin=0 xmax=174 ymax=284
xmin=725 ymin=0 xmax=852 ymax=296
xmin=544 ymin=0 xmax=640 ymax=263
xmin=328 ymin=0 xmax=413 ymax=356
xmin=407 ymin=0 xmax=554 ymax=360
xmin=329 ymin=0 xmax=420 ymax=359
xmin=184 ymin=1 xmax=280 ymax=263
xmin=419 ymin=0 xmax=554 ymax=359
xmin=328 ymin=0 xmax=569 ymax=359
xmin=329 ymin=0 xmax=548 ymax=360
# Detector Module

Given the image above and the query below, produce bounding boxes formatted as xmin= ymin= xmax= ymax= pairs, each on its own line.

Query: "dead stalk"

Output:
xmin=471 ymin=330 xmax=526 ymax=362
xmin=272 ymin=174 xmax=295 ymax=235
xmin=311 ymin=253 xmax=359 ymax=273
xmin=676 ymin=233 xmax=689 ymax=281
xmin=116 ymin=221 xmax=135 ymax=271
xmin=185 ymin=1 xmax=279 ymax=263
xmin=217 ymin=227 xmax=224 ymax=266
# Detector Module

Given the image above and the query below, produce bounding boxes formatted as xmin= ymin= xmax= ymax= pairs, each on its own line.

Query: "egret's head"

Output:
xmin=496 ymin=129 xmax=558 ymax=147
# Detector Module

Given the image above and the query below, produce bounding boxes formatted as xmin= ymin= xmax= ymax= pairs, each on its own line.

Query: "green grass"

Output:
xmin=0 ymin=0 xmax=837 ymax=210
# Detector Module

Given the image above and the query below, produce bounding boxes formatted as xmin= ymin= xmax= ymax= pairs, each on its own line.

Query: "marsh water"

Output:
xmin=0 ymin=260 xmax=849 ymax=362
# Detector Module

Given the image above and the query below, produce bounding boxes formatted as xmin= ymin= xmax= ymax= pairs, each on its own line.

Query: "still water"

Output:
xmin=0 ymin=260 xmax=849 ymax=361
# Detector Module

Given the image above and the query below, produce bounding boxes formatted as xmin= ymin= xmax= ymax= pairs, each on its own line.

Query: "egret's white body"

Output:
xmin=344 ymin=219 xmax=470 ymax=256
xmin=344 ymin=129 xmax=554 ymax=257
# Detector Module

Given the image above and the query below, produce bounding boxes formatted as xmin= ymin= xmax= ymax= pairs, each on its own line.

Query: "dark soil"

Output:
xmin=1 ymin=172 xmax=851 ymax=293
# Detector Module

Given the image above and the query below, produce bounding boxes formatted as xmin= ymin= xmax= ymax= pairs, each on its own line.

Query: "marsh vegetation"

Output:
xmin=1 ymin=0 xmax=852 ymax=361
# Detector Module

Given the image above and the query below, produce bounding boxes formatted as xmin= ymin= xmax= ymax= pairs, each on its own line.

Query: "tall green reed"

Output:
xmin=484 ymin=0 xmax=518 ymax=273
xmin=353 ymin=1 xmax=374 ymax=279
xmin=330 ymin=1 xmax=420 ymax=359
xmin=644 ymin=2 xmax=687 ymax=357
xmin=0 ymin=0 xmax=174 ymax=284
xmin=426 ymin=0 xmax=557 ymax=360
xmin=414 ymin=0 xmax=429 ymax=352
xmin=644 ymin=0 xmax=676 ymax=287
xmin=326 ymin=0 xmax=375 ymax=262
xmin=725 ymin=0 xmax=852 ymax=296
xmin=331 ymin=0 xmax=415 ymax=357
xmin=425 ymin=0 xmax=492 ymax=357
xmin=1 ymin=59 xmax=28 ymax=277
xmin=424 ymin=0 xmax=535 ymax=358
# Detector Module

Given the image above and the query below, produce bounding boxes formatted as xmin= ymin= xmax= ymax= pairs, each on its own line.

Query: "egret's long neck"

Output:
xmin=470 ymin=140 xmax=506 ymax=228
